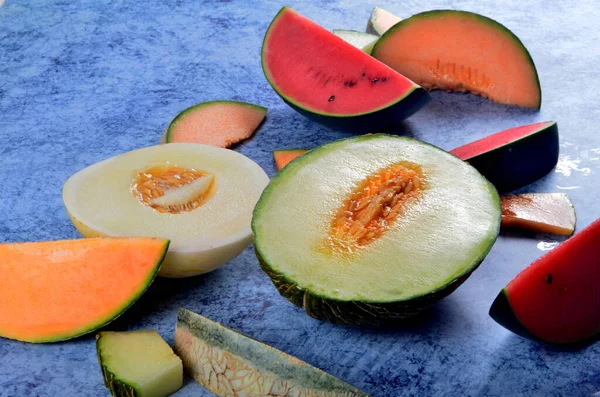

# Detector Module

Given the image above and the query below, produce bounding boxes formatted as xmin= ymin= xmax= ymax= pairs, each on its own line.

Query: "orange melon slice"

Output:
xmin=0 ymin=237 xmax=169 ymax=343
xmin=501 ymin=193 xmax=576 ymax=236
xmin=162 ymin=100 xmax=267 ymax=147
xmin=273 ymin=148 xmax=309 ymax=170
xmin=372 ymin=10 xmax=541 ymax=109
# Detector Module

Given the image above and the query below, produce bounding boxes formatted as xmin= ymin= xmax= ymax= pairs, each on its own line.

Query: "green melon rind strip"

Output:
xmin=371 ymin=9 xmax=542 ymax=109
xmin=97 ymin=333 xmax=139 ymax=397
xmin=261 ymin=7 xmax=427 ymax=119
xmin=176 ymin=308 xmax=368 ymax=396
xmin=164 ymin=100 xmax=268 ymax=143
xmin=17 ymin=239 xmax=170 ymax=343
xmin=252 ymin=135 xmax=500 ymax=324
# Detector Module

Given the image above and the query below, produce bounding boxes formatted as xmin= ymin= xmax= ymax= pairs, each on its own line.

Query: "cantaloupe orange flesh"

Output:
xmin=373 ymin=12 xmax=541 ymax=108
xmin=166 ymin=102 xmax=266 ymax=147
xmin=0 ymin=237 xmax=168 ymax=343
xmin=273 ymin=149 xmax=309 ymax=170
xmin=263 ymin=8 xmax=418 ymax=115
xmin=501 ymin=193 xmax=576 ymax=236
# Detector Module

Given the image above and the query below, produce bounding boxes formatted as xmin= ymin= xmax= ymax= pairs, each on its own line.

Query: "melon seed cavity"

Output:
xmin=329 ymin=162 xmax=425 ymax=252
xmin=132 ymin=165 xmax=216 ymax=213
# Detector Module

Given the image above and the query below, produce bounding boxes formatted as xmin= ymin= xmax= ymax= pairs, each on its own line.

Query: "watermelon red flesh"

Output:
xmin=263 ymin=7 xmax=420 ymax=116
xmin=450 ymin=122 xmax=555 ymax=160
xmin=491 ymin=218 xmax=600 ymax=344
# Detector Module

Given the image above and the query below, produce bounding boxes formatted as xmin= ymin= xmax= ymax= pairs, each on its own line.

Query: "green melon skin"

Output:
xmin=175 ymin=308 xmax=368 ymax=396
xmin=253 ymin=135 xmax=501 ymax=326
xmin=463 ymin=123 xmax=559 ymax=193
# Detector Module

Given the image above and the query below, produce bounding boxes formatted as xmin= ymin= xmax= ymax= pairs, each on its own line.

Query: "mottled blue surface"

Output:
xmin=1 ymin=0 xmax=599 ymax=396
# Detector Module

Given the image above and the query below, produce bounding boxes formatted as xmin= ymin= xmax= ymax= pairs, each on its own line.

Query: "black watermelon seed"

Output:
xmin=371 ymin=78 xmax=379 ymax=83
xmin=547 ymin=274 xmax=553 ymax=284
xmin=362 ymin=73 xmax=366 ymax=77
xmin=381 ymin=77 xmax=387 ymax=82
xmin=328 ymin=95 xmax=335 ymax=102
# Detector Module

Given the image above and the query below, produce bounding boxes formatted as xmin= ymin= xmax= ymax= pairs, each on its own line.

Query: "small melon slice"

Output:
xmin=0 ymin=237 xmax=168 ymax=343
xmin=501 ymin=193 xmax=576 ymax=235
xmin=254 ymin=135 xmax=500 ymax=325
xmin=372 ymin=10 xmax=541 ymax=108
xmin=333 ymin=30 xmax=379 ymax=54
xmin=97 ymin=330 xmax=183 ymax=397
xmin=366 ymin=6 xmax=402 ymax=35
xmin=489 ymin=217 xmax=600 ymax=344
xmin=262 ymin=7 xmax=430 ymax=133
xmin=450 ymin=121 xmax=559 ymax=192
xmin=161 ymin=100 xmax=267 ymax=147
xmin=63 ymin=143 xmax=269 ymax=278
xmin=175 ymin=308 xmax=368 ymax=396
xmin=273 ymin=148 xmax=309 ymax=170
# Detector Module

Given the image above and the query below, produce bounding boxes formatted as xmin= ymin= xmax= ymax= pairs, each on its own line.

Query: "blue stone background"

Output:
xmin=1 ymin=0 xmax=599 ymax=395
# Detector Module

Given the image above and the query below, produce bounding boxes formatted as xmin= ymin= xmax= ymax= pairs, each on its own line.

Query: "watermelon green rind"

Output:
xmin=261 ymin=7 xmax=430 ymax=133
xmin=488 ymin=289 xmax=539 ymax=341
xmin=459 ymin=122 xmax=559 ymax=193
xmin=253 ymin=134 xmax=501 ymax=325
xmin=164 ymin=100 xmax=267 ymax=143
xmin=371 ymin=9 xmax=542 ymax=109
xmin=176 ymin=308 xmax=368 ymax=395
xmin=25 ymin=240 xmax=169 ymax=344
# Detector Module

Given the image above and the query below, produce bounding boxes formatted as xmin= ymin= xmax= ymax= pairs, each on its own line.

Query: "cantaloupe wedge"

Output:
xmin=161 ymin=100 xmax=267 ymax=147
xmin=0 ymin=237 xmax=169 ymax=343
xmin=273 ymin=148 xmax=309 ymax=170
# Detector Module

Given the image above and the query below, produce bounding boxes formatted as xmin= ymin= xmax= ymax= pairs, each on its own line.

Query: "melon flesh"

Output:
xmin=372 ymin=10 xmax=541 ymax=108
xmin=501 ymin=193 xmax=576 ymax=236
xmin=273 ymin=149 xmax=309 ymax=170
xmin=366 ymin=6 xmax=402 ymax=35
xmin=175 ymin=308 xmax=367 ymax=396
xmin=163 ymin=100 xmax=266 ymax=147
xmin=263 ymin=7 xmax=423 ymax=116
xmin=490 ymin=218 xmax=600 ymax=344
xmin=332 ymin=30 xmax=379 ymax=54
xmin=97 ymin=330 xmax=183 ymax=397
xmin=0 ymin=238 xmax=168 ymax=343
xmin=63 ymin=143 xmax=269 ymax=278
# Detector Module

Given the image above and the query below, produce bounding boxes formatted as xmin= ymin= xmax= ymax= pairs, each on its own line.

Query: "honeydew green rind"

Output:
xmin=253 ymin=135 xmax=501 ymax=325
xmin=371 ymin=10 xmax=542 ymax=110
xmin=96 ymin=330 xmax=182 ymax=397
xmin=176 ymin=308 xmax=367 ymax=396
xmin=261 ymin=7 xmax=430 ymax=133
xmin=461 ymin=122 xmax=559 ymax=193
xmin=163 ymin=100 xmax=267 ymax=143
xmin=20 ymin=240 xmax=169 ymax=344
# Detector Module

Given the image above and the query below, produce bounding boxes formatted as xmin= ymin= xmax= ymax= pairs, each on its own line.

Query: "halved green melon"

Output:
xmin=0 ymin=237 xmax=168 ymax=343
xmin=366 ymin=6 xmax=402 ymax=35
xmin=333 ymin=30 xmax=379 ymax=54
xmin=253 ymin=134 xmax=500 ymax=325
xmin=450 ymin=121 xmax=559 ymax=192
xmin=63 ymin=143 xmax=269 ymax=278
xmin=175 ymin=308 xmax=367 ymax=396
xmin=161 ymin=100 xmax=267 ymax=147
xmin=372 ymin=10 xmax=541 ymax=109
xmin=262 ymin=7 xmax=430 ymax=132
xmin=97 ymin=330 xmax=183 ymax=397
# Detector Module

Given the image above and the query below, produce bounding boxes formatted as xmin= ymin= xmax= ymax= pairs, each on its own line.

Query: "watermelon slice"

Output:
xmin=450 ymin=121 xmax=559 ymax=192
xmin=489 ymin=218 xmax=600 ymax=344
xmin=262 ymin=7 xmax=430 ymax=132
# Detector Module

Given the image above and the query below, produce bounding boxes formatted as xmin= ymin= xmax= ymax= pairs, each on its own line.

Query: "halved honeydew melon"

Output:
xmin=332 ymin=30 xmax=379 ymax=54
xmin=63 ymin=143 xmax=269 ymax=277
xmin=366 ymin=6 xmax=402 ymax=35
xmin=253 ymin=134 xmax=501 ymax=325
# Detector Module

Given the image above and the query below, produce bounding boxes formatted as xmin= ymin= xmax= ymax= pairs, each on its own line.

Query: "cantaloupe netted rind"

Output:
xmin=63 ymin=143 xmax=269 ymax=278
xmin=252 ymin=134 xmax=501 ymax=325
